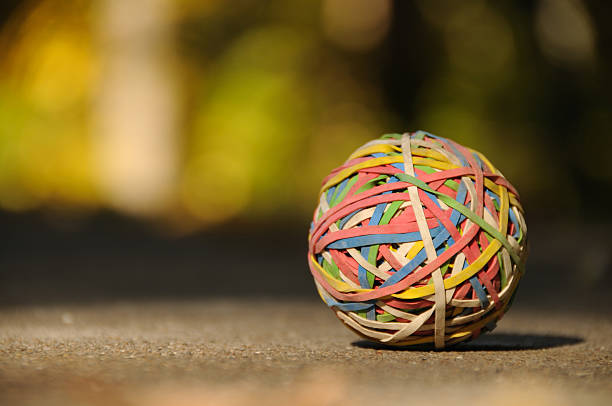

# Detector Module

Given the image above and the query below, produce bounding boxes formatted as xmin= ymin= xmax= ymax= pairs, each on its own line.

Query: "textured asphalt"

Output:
xmin=1 ymin=300 xmax=611 ymax=406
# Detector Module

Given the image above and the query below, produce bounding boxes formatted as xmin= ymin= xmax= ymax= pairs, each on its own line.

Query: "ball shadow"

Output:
xmin=351 ymin=333 xmax=584 ymax=352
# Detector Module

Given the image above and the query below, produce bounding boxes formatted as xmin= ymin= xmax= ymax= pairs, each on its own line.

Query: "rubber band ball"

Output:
xmin=307 ymin=131 xmax=528 ymax=348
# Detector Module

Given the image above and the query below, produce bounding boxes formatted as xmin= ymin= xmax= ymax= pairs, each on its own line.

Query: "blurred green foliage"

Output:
xmin=0 ymin=0 xmax=609 ymax=227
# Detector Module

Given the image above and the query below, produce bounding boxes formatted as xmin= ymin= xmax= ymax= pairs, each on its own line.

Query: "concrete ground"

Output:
xmin=0 ymin=300 xmax=610 ymax=406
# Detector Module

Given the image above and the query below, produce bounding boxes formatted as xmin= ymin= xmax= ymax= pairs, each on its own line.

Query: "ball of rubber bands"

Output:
xmin=307 ymin=131 xmax=528 ymax=348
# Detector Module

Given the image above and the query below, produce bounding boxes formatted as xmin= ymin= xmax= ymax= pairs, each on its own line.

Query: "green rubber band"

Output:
xmin=394 ymin=173 xmax=522 ymax=267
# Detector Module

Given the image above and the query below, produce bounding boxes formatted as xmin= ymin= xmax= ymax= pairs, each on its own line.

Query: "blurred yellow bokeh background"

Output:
xmin=0 ymin=0 xmax=609 ymax=228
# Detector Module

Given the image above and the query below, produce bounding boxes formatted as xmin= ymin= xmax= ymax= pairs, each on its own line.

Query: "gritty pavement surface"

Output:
xmin=0 ymin=300 xmax=611 ymax=406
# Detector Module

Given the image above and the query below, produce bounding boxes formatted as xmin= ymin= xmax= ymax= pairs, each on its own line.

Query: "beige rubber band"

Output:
xmin=402 ymin=133 xmax=447 ymax=349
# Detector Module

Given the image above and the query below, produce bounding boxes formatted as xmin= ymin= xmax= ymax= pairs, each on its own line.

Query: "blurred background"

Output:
xmin=0 ymin=0 xmax=610 ymax=306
